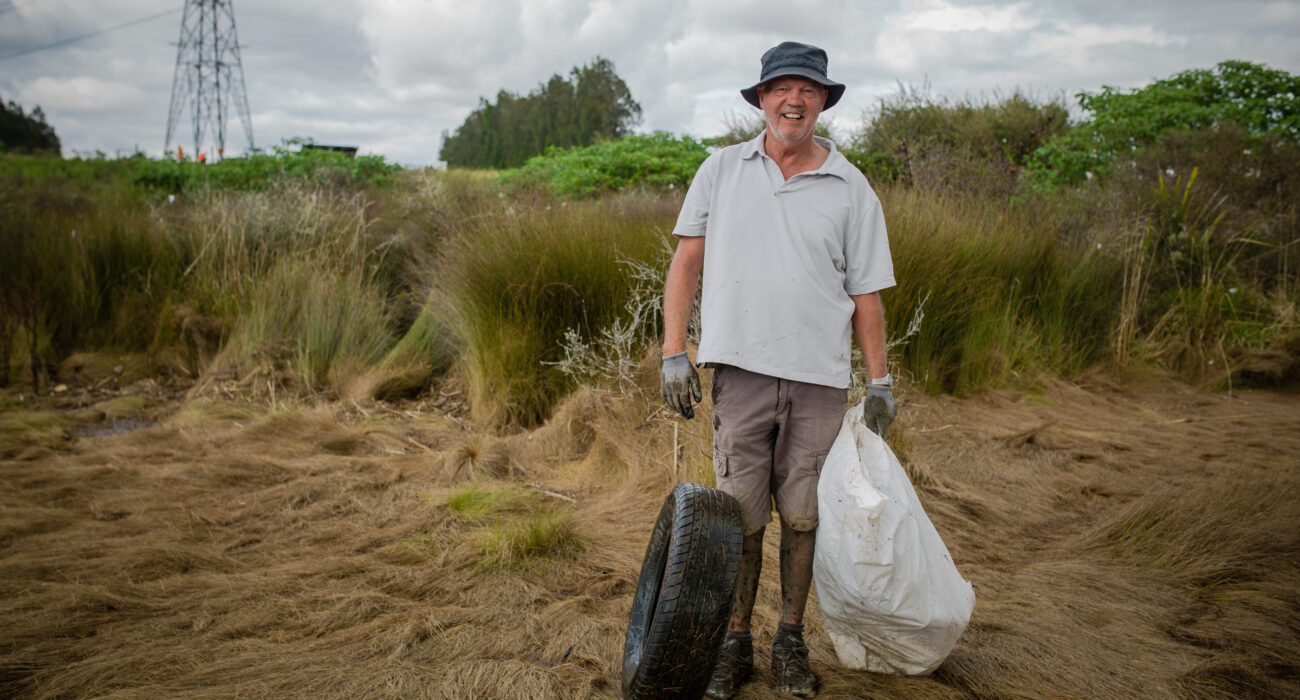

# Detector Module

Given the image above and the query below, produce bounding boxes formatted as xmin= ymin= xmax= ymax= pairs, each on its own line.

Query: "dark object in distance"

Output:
xmin=623 ymin=482 xmax=744 ymax=700
xmin=303 ymin=144 xmax=358 ymax=158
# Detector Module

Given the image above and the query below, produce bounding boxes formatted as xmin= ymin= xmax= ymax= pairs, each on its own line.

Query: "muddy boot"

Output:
xmin=705 ymin=631 xmax=753 ymax=699
xmin=771 ymin=622 xmax=817 ymax=697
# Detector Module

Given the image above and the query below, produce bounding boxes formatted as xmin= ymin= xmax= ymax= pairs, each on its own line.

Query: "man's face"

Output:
xmin=757 ymin=76 xmax=827 ymax=147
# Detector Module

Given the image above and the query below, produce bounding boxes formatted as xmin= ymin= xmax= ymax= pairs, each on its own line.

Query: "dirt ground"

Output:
xmin=1 ymin=366 xmax=1297 ymax=699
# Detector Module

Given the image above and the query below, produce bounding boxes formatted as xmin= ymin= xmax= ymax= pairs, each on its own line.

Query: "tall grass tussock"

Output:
xmin=2 ymin=87 xmax=1296 ymax=423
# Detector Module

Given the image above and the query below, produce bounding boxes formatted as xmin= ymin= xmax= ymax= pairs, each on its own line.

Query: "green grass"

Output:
xmin=445 ymin=485 xmax=522 ymax=520
xmin=477 ymin=510 xmax=586 ymax=570
xmin=433 ymin=194 xmax=673 ymax=426
xmin=0 ymin=409 xmax=68 ymax=458
xmin=2 ymin=123 xmax=1294 ymax=419
xmin=441 ymin=485 xmax=587 ymax=570
xmin=883 ymin=188 xmax=1123 ymax=392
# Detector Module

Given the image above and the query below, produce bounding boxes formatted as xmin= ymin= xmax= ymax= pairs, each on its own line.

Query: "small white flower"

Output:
xmin=70 ymin=229 xmax=76 ymax=238
xmin=1096 ymin=243 xmax=1102 ymax=249
xmin=1085 ymin=171 xmax=1093 ymax=180
xmin=1229 ymin=287 xmax=1237 ymax=294
xmin=1165 ymin=168 xmax=1175 ymax=176
xmin=168 ymin=194 xmax=176 ymax=204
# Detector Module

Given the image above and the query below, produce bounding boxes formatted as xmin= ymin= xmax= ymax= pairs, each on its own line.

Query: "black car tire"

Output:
xmin=622 ymin=482 xmax=745 ymax=700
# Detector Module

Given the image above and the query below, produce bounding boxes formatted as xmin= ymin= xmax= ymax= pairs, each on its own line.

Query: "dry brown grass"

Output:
xmin=1 ymin=361 xmax=1297 ymax=698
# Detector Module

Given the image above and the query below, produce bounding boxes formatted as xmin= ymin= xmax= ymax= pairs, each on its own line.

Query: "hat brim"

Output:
xmin=741 ymin=68 xmax=845 ymax=110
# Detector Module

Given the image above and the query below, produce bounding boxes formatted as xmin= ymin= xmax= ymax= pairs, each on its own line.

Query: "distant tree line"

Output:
xmin=440 ymin=57 xmax=642 ymax=169
xmin=1 ymin=96 xmax=60 ymax=154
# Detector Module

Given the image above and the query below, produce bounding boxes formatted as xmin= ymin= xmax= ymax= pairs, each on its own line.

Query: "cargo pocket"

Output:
xmin=813 ymin=450 xmax=828 ymax=476
xmin=713 ymin=448 xmax=730 ymax=481
xmin=795 ymin=450 xmax=830 ymax=530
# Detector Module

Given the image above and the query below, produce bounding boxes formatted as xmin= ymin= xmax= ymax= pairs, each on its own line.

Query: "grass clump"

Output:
xmin=211 ymin=259 xmax=393 ymax=394
xmin=445 ymin=485 xmax=522 ymax=520
xmin=442 ymin=485 xmax=587 ymax=570
xmin=0 ymin=409 xmax=68 ymax=458
xmin=884 ymin=188 xmax=1122 ymax=392
xmin=434 ymin=196 xmax=672 ymax=427
xmin=477 ymin=510 xmax=586 ymax=570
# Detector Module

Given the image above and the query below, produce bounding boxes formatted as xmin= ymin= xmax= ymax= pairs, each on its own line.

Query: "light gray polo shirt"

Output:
xmin=672 ymin=132 xmax=894 ymax=388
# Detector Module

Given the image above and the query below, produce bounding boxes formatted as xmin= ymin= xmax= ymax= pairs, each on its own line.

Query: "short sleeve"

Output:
xmin=671 ymin=152 xmax=718 ymax=238
xmin=843 ymin=195 xmax=895 ymax=295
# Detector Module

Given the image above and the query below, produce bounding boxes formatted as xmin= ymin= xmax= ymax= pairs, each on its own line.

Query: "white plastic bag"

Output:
xmin=813 ymin=400 xmax=975 ymax=675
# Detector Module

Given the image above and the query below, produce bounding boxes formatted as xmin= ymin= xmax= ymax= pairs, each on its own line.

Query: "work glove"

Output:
xmin=862 ymin=384 xmax=897 ymax=439
xmin=661 ymin=351 xmax=702 ymax=419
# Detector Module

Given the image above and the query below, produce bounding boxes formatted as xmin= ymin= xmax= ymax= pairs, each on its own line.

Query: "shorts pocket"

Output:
xmin=801 ymin=451 xmax=830 ymax=524
xmin=713 ymin=449 xmax=730 ymax=479
xmin=812 ymin=450 xmax=828 ymax=476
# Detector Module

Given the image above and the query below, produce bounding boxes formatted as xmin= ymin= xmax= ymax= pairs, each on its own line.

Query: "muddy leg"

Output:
xmin=728 ymin=527 xmax=765 ymax=633
xmin=779 ymin=521 xmax=816 ymax=624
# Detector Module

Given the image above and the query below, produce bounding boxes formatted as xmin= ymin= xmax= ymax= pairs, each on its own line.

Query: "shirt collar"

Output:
xmin=740 ymin=130 xmax=853 ymax=182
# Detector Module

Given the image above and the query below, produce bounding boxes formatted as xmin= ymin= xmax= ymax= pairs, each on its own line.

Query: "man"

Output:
xmin=660 ymin=42 xmax=897 ymax=699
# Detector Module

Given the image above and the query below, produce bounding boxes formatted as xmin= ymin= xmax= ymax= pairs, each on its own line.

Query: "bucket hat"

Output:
xmin=741 ymin=41 xmax=845 ymax=110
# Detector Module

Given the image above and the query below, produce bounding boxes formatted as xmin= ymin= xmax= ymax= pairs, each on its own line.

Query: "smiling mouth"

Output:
xmin=781 ymin=112 xmax=804 ymax=120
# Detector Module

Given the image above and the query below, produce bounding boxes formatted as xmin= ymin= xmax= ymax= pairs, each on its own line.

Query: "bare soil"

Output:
xmin=1 ymin=367 xmax=1297 ymax=699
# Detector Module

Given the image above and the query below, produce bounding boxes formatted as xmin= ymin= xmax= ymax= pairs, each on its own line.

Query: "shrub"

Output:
xmin=848 ymin=88 xmax=1070 ymax=196
xmin=1026 ymin=61 xmax=1300 ymax=190
xmin=502 ymin=132 xmax=708 ymax=198
xmin=132 ymin=146 xmax=400 ymax=193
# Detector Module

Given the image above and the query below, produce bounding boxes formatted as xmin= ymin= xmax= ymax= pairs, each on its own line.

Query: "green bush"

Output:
xmin=1026 ymin=61 xmax=1300 ymax=190
xmin=502 ymin=132 xmax=708 ymax=198
xmin=847 ymin=89 xmax=1069 ymax=196
xmin=132 ymin=146 xmax=400 ymax=193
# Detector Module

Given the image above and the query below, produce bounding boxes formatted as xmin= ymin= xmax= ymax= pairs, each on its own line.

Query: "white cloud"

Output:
xmin=20 ymin=75 xmax=146 ymax=111
xmin=891 ymin=1 xmax=1038 ymax=33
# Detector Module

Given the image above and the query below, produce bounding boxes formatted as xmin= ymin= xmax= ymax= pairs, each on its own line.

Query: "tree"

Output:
xmin=0 ymin=96 xmax=60 ymax=154
xmin=1027 ymin=61 xmax=1300 ymax=188
xmin=440 ymin=57 xmax=642 ymax=168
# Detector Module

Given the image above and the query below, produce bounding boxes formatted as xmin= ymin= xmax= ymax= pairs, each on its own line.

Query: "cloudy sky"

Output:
xmin=1 ymin=0 xmax=1297 ymax=166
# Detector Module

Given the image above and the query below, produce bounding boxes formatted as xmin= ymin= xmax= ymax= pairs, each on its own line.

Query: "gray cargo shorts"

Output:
xmin=710 ymin=364 xmax=848 ymax=535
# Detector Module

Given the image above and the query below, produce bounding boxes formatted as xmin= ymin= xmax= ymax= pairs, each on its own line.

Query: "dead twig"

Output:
xmin=528 ymin=484 xmax=576 ymax=503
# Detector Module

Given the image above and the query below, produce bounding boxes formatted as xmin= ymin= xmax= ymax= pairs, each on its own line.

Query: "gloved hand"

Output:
xmin=661 ymin=351 xmax=702 ymax=419
xmin=862 ymin=384 xmax=897 ymax=439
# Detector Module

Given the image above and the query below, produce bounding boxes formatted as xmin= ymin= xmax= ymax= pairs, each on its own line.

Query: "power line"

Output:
xmin=165 ymin=1 xmax=254 ymax=157
xmin=0 ymin=7 xmax=182 ymax=61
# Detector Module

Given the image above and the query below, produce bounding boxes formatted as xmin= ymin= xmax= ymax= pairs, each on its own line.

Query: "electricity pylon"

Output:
xmin=164 ymin=0 xmax=254 ymax=159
